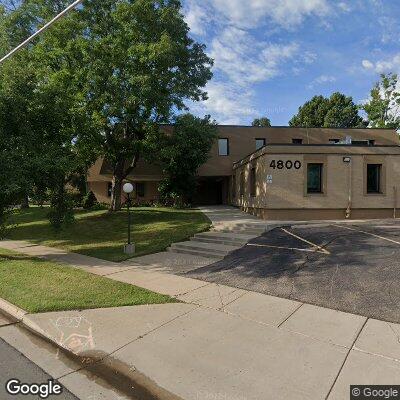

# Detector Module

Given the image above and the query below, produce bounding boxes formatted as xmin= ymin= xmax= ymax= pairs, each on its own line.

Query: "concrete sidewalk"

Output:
xmin=1 ymin=240 xmax=400 ymax=399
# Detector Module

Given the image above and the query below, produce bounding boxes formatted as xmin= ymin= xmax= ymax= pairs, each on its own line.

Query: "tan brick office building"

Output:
xmin=87 ymin=126 xmax=400 ymax=220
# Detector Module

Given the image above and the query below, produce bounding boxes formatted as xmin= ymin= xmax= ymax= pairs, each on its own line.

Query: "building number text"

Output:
xmin=269 ymin=160 xmax=301 ymax=170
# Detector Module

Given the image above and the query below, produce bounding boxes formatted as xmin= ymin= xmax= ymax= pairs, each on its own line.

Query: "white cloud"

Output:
xmin=183 ymin=0 xmax=341 ymax=123
xmin=190 ymin=81 xmax=258 ymax=124
xmin=302 ymin=51 xmax=317 ymax=64
xmin=362 ymin=59 xmax=374 ymax=69
xmin=337 ymin=2 xmax=351 ymax=12
xmin=315 ymin=75 xmax=336 ymax=83
xmin=210 ymin=27 xmax=300 ymax=86
xmin=183 ymin=1 xmax=209 ymax=36
xmin=308 ymin=74 xmax=336 ymax=88
xmin=207 ymin=0 xmax=331 ymax=29
xmin=361 ymin=54 xmax=400 ymax=73
xmin=201 ymin=26 xmax=303 ymax=121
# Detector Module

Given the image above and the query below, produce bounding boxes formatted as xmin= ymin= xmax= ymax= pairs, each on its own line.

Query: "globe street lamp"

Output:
xmin=122 ymin=182 xmax=135 ymax=255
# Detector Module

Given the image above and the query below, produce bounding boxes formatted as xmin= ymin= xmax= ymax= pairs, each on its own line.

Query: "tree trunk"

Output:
xmin=110 ymin=175 xmax=123 ymax=211
xmin=20 ymin=194 xmax=29 ymax=209
xmin=110 ymin=159 xmax=125 ymax=211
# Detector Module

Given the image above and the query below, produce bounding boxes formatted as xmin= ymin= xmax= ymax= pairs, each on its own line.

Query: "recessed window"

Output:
xmin=367 ymin=164 xmax=382 ymax=193
xmin=218 ymin=138 xmax=229 ymax=156
xmin=107 ymin=182 xmax=112 ymax=197
xmin=329 ymin=139 xmax=340 ymax=144
xmin=292 ymin=138 xmax=303 ymax=144
xmin=136 ymin=182 xmax=145 ymax=197
xmin=307 ymin=163 xmax=323 ymax=193
xmin=250 ymin=167 xmax=256 ymax=197
xmin=255 ymin=138 xmax=266 ymax=150
xmin=240 ymin=171 xmax=245 ymax=196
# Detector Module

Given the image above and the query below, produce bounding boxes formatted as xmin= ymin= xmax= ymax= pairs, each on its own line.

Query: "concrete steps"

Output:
xmin=168 ymin=241 xmax=238 ymax=259
xmin=192 ymin=232 xmax=255 ymax=246
xmin=216 ymin=225 xmax=267 ymax=235
xmin=167 ymin=206 xmax=268 ymax=259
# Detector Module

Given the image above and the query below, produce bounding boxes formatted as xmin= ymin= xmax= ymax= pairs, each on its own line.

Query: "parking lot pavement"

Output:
xmin=185 ymin=220 xmax=400 ymax=323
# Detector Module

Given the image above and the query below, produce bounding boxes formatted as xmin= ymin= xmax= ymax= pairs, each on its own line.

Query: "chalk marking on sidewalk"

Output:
xmin=280 ymin=228 xmax=331 ymax=254
xmin=335 ymin=224 xmax=400 ymax=246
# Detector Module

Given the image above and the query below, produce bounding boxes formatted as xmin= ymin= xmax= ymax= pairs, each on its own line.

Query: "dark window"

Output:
xmin=307 ymin=163 xmax=323 ymax=193
xmin=107 ymin=182 xmax=112 ymax=197
xmin=250 ymin=167 xmax=256 ymax=197
xmin=352 ymin=140 xmax=369 ymax=145
xmin=369 ymin=140 xmax=375 ymax=146
xmin=232 ymin=175 xmax=236 ymax=199
xmin=136 ymin=182 xmax=145 ymax=197
xmin=292 ymin=138 xmax=303 ymax=144
xmin=329 ymin=139 xmax=340 ymax=144
xmin=255 ymin=138 xmax=266 ymax=150
xmin=218 ymin=138 xmax=229 ymax=156
xmin=367 ymin=164 xmax=381 ymax=193
xmin=240 ymin=172 xmax=245 ymax=196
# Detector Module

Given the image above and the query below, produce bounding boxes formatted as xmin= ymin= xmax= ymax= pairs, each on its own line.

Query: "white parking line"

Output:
xmin=335 ymin=224 xmax=400 ymax=246
xmin=246 ymin=243 xmax=328 ymax=254
xmin=280 ymin=228 xmax=331 ymax=254
xmin=247 ymin=243 xmax=326 ymax=254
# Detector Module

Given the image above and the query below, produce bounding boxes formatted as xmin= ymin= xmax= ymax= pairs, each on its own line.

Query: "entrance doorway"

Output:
xmin=194 ymin=177 xmax=228 ymax=205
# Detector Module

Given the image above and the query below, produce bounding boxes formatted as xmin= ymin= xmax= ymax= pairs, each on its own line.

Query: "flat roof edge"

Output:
xmin=233 ymin=144 xmax=400 ymax=167
xmin=159 ymin=123 xmax=397 ymax=130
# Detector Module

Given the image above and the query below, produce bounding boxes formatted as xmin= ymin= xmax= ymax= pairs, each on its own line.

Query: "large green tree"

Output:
xmin=361 ymin=73 xmax=400 ymax=129
xmin=0 ymin=1 xmax=96 ymax=230
xmin=71 ymin=0 xmax=213 ymax=211
xmin=289 ymin=92 xmax=366 ymax=128
xmin=146 ymin=114 xmax=217 ymax=207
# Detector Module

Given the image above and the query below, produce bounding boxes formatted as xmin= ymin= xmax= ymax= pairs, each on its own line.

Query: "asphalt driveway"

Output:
xmin=185 ymin=221 xmax=400 ymax=323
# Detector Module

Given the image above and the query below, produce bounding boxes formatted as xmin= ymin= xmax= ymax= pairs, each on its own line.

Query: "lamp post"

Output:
xmin=122 ymin=183 xmax=135 ymax=255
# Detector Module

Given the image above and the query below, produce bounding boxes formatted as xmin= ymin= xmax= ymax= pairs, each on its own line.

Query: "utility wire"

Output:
xmin=0 ymin=0 xmax=84 ymax=64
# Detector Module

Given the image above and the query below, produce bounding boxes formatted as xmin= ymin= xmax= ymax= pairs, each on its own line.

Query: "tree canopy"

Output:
xmin=0 ymin=0 xmax=98 ymax=230
xmin=361 ymin=73 xmax=400 ymax=129
xmin=289 ymin=92 xmax=366 ymax=128
xmin=0 ymin=0 xmax=213 ymax=223
xmin=146 ymin=114 xmax=217 ymax=207
xmin=71 ymin=0 xmax=213 ymax=210
xmin=252 ymin=117 xmax=271 ymax=127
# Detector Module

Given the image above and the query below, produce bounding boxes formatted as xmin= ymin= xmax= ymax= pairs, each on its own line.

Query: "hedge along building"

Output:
xmin=87 ymin=126 xmax=400 ymax=219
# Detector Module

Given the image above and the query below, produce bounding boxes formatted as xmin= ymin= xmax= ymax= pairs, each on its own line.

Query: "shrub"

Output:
xmin=47 ymin=189 xmax=75 ymax=231
xmin=70 ymin=191 xmax=84 ymax=208
xmin=82 ymin=191 xmax=99 ymax=210
xmin=89 ymin=202 xmax=108 ymax=211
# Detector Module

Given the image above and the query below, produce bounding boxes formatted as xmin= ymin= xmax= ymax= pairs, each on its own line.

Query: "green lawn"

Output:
xmin=0 ymin=248 xmax=175 ymax=313
xmin=7 ymin=207 xmax=211 ymax=262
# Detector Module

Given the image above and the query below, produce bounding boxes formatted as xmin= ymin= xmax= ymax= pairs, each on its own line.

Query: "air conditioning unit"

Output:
xmin=345 ymin=136 xmax=352 ymax=144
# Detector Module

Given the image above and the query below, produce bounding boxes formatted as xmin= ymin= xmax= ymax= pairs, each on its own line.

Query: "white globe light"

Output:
xmin=123 ymin=182 xmax=134 ymax=194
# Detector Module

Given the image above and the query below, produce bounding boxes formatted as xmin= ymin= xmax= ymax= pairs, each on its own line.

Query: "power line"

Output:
xmin=0 ymin=0 xmax=84 ymax=64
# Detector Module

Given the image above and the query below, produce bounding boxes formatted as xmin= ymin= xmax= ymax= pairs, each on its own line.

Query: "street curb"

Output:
xmin=0 ymin=298 xmax=50 ymax=340
xmin=0 ymin=297 xmax=27 ymax=321
xmin=0 ymin=297 xmax=183 ymax=400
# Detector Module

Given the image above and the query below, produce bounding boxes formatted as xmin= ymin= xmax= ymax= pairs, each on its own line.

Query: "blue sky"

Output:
xmin=183 ymin=0 xmax=400 ymax=125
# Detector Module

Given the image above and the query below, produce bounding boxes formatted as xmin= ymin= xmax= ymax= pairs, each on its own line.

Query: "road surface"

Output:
xmin=0 ymin=337 xmax=78 ymax=399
